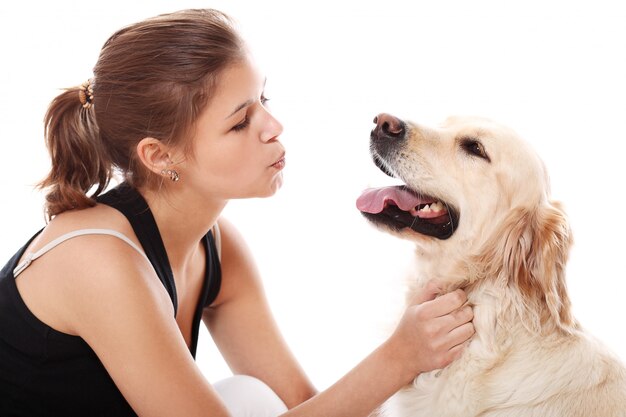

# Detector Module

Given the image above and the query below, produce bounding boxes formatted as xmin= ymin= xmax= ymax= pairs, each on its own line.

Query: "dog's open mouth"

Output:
xmin=356 ymin=185 xmax=459 ymax=239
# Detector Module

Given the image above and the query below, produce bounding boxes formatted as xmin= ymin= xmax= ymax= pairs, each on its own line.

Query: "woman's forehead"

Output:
xmin=212 ymin=57 xmax=265 ymax=115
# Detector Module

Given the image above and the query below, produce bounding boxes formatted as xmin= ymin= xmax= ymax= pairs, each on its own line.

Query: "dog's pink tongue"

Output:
xmin=356 ymin=186 xmax=427 ymax=214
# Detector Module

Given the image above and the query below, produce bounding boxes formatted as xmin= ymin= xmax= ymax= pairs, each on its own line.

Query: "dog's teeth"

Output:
xmin=411 ymin=202 xmax=446 ymax=216
xmin=431 ymin=202 xmax=444 ymax=212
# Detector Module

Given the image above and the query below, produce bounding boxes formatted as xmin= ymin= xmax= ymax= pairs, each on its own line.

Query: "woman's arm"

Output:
xmin=284 ymin=286 xmax=472 ymax=416
xmin=203 ymin=218 xmax=317 ymax=407
xmin=205 ymin=219 xmax=473 ymax=416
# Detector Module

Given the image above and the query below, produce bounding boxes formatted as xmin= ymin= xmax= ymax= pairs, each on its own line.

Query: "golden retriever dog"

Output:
xmin=357 ymin=114 xmax=626 ymax=416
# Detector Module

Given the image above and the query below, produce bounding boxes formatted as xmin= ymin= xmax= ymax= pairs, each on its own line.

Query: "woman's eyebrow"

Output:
xmin=224 ymin=78 xmax=267 ymax=120
xmin=225 ymin=99 xmax=254 ymax=119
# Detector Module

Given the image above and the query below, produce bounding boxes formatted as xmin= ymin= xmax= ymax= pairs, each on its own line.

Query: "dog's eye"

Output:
xmin=460 ymin=138 xmax=490 ymax=162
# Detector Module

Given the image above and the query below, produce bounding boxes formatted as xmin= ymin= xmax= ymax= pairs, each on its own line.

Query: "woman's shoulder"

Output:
xmin=53 ymin=202 xmax=131 ymax=229
xmin=13 ymin=203 xmax=166 ymax=337
xmin=30 ymin=203 xmax=137 ymax=254
xmin=24 ymin=203 xmax=153 ymax=285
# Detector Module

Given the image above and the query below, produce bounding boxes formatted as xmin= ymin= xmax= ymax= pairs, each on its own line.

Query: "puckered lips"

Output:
xmin=356 ymin=185 xmax=459 ymax=239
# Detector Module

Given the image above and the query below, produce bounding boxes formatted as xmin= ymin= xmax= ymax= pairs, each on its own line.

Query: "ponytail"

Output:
xmin=38 ymin=84 xmax=111 ymax=219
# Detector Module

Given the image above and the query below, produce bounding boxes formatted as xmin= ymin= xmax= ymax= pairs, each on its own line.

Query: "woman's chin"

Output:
xmin=266 ymin=173 xmax=284 ymax=197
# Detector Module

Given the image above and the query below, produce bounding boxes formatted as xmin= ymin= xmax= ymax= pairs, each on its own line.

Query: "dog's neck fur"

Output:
xmin=409 ymin=244 xmax=577 ymax=341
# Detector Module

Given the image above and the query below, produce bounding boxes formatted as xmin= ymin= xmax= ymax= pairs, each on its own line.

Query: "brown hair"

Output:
xmin=39 ymin=9 xmax=245 ymax=219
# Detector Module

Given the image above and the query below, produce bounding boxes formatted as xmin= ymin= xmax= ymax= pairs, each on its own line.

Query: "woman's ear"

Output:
xmin=136 ymin=137 xmax=176 ymax=175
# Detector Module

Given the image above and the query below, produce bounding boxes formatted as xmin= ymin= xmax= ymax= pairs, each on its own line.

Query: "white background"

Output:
xmin=1 ymin=0 xmax=625 ymax=391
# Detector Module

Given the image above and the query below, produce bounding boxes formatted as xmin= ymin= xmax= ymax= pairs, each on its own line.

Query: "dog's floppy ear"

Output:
xmin=478 ymin=201 xmax=576 ymax=333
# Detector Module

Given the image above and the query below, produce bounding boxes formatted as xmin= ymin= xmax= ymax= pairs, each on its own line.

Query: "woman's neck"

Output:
xmin=139 ymin=185 xmax=227 ymax=271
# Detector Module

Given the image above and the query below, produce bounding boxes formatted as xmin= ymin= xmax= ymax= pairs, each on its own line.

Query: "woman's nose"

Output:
xmin=260 ymin=111 xmax=283 ymax=142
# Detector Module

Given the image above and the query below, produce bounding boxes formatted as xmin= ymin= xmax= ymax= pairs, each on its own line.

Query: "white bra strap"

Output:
xmin=13 ymin=228 xmax=150 ymax=278
xmin=212 ymin=222 xmax=222 ymax=261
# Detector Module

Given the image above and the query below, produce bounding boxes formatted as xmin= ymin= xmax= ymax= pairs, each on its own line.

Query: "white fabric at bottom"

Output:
xmin=214 ymin=375 xmax=288 ymax=417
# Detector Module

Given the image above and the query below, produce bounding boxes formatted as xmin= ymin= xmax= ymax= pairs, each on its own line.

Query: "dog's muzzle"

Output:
xmin=370 ymin=113 xmax=407 ymax=178
xmin=359 ymin=113 xmax=459 ymax=240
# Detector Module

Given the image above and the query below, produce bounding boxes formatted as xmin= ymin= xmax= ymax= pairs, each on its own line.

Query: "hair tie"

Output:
xmin=78 ymin=79 xmax=94 ymax=109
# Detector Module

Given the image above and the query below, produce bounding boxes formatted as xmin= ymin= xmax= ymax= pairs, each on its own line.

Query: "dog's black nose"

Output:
xmin=372 ymin=113 xmax=406 ymax=140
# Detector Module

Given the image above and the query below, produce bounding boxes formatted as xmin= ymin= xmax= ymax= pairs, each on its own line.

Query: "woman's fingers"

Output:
xmin=445 ymin=321 xmax=475 ymax=351
xmin=443 ymin=339 xmax=471 ymax=366
xmin=394 ymin=285 xmax=475 ymax=374
xmin=408 ymin=281 xmax=442 ymax=306
xmin=421 ymin=288 xmax=468 ymax=318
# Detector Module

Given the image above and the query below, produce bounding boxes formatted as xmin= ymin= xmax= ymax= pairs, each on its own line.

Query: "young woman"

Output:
xmin=0 ymin=9 xmax=474 ymax=417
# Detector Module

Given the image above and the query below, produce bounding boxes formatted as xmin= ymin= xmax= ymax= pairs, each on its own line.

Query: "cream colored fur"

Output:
xmin=373 ymin=116 xmax=626 ymax=417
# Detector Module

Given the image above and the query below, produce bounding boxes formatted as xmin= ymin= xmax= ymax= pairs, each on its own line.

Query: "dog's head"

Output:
xmin=357 ymin=114 xmax=575 ymax=332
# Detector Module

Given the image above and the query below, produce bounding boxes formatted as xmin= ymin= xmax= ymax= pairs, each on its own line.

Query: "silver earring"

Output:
xmin=161 ymin=169 xmax=180 ymax=182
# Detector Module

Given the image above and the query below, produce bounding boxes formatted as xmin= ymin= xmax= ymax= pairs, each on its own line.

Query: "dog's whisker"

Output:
xmin=444 ymin=201 xmax=455 ymax=234
xmin=408 ymin=192 xmax=426 ymax=230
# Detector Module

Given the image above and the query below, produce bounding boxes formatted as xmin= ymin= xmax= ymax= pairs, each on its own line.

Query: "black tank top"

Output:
xmin=0 ymin=183 xmax=222 ymax=416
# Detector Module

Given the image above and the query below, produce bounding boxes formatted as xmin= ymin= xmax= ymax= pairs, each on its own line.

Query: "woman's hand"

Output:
xmin=386 ymin=282 xmax=475 ymax=376
xmin=280 ymin=282 xmax=474 ymax=417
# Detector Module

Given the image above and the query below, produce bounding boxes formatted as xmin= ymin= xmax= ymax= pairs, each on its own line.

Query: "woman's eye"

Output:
xmin=460 ymin=138 xmax=490 ymax=162
xmin=230 ymin=95 xmax=270 ymax=132
xmin=231 ymin=116 xmax=250 ymax=132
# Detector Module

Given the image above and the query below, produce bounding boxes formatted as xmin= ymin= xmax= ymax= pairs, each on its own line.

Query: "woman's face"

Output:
xmin=180 ymin=55 xmax=285 ymax=201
